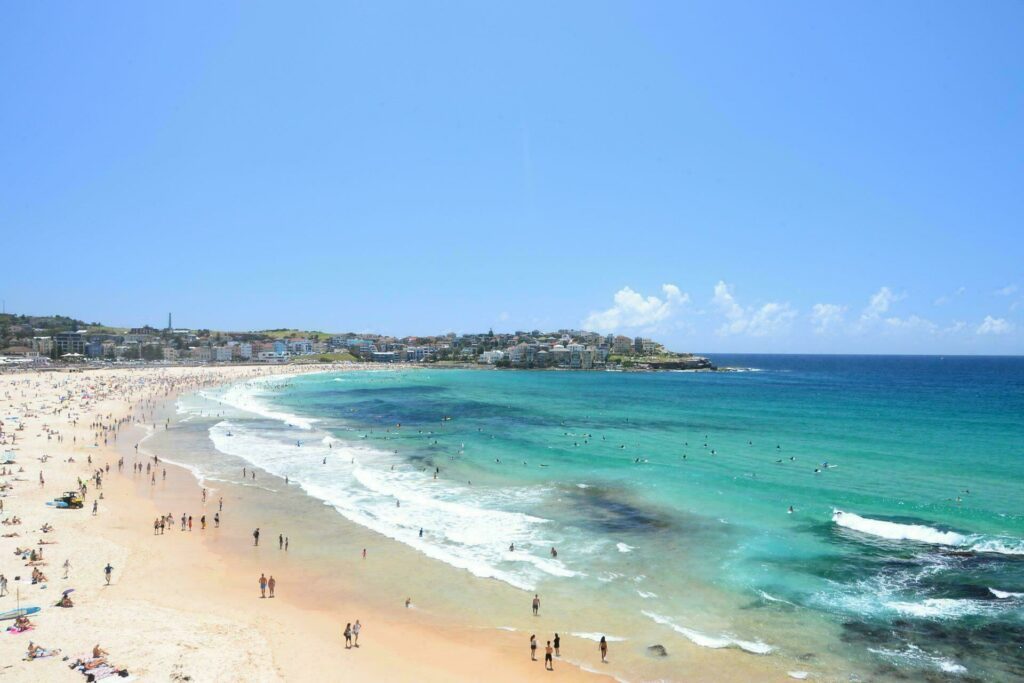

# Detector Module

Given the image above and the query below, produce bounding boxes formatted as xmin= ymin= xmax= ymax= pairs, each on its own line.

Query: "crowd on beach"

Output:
xmin=0 ymin=366 xmax=324 ymax=679
xmin=1 ymin=364 xmax=625 ymax=681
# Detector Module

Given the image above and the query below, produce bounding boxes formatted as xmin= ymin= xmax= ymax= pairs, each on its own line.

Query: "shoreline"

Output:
xmin=0 ymin=365 xmax=806 ymax=682
xmin=0 ymin=366 xmax=613 ymax=682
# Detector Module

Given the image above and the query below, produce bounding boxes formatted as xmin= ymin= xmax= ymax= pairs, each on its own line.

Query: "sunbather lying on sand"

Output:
xmin=26 ymin=641 xmax=60 ymax=659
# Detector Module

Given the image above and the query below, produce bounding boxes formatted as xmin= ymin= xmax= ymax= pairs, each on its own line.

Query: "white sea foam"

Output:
xmin=833 ymin=510 xmax=1024 ymax=558
xmin=787 ymin=673 xmax=809 ymax=680
xmin=757 ymin=590 xmax=797 ymax=607
xmin=204 ymin=401 xmax=578 ymax=592
xmin=885 ymin=598 xmax=997 ymax=619
xmin=969 ymin=539 xmax=1024 ymax=556
xmin=636 ymin=590 xmax=657 ymax=599
xmin=616 ymin=542 xmax=634 ymax=553
xmin=832 ymin=510 xmax=966 ymax=545
xmin=214 ymin=379 xmax=317 ymax=430
xmin=988 ymin=588 xmax=1024 ymax=599
xmin=570 ymin=632 xmax=626 ymax=642
xmin=641 ymin=611 xmax=773 ymax=655
xmin=869 ymin=645 xmax=967 ymax=675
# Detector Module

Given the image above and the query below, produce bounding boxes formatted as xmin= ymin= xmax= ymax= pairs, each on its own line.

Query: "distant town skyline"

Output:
xmin=2 ymin=2 xmax=1021 ymax=355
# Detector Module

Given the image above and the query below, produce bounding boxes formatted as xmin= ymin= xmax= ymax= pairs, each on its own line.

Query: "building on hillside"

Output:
xmin=162 ymin=348 xmax=178 ymax=361
xmin=54 ymin=331 xmax=88 ymax=355
xmin=634 ymin=337 xmax=656 ymax=354
xmin=213 ymin=347 xmax=232 ymax=362
xmin=478 ymin=350 xmax=504 ymax=364
xmin=612 ymin=335 xmax=633 ymax=355
xmin=191 ymin=347 xmax=212 ymax=362
xmin=32 ymin=337 xmax=54 ymax=354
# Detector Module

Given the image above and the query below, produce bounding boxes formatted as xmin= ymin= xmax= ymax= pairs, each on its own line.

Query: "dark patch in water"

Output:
xmin=565 ymin=486 xmax=672 ymax=534
xmin=842 ymin=618 xmax=1024 ymax=681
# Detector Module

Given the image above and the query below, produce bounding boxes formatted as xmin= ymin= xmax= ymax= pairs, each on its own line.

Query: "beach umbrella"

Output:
xmin=62 ymin=588 xmax=75 ymax=595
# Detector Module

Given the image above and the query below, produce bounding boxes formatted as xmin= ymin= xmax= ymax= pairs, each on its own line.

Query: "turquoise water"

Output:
xmin=194 ymin=356 xmax=1024 ymax=680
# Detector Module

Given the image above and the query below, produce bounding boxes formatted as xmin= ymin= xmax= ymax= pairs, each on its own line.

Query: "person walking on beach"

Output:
xmin=188 ymin=515 xmax=193 ymax=532
xmin=530 ymin=634 xmax=537 ymax=660
xmin=532 ymin=594 xmax=540 ymax=616
xmin=0 ymin=573 xmax=7 ymax=597
xmin=92 ymin=500 xmax=98 ymax=515
xmin=201 ymin=515 xmax=206 ymax=530
xmin=553 ymin=633 xmax=560 ymax=657
xmin=214 ymin=512 xmax=219 ymax=528
xmin=63 ymin=559 xmax=72 ymax=579
xmin=353 ymin=619 xmax=361 ymax=647
xmin=545 ymin=641 xmax=554 ymax=670
xmin=259 ymin=573 xmax=267 ymax=598
xmin=344 ymin=623 xmax=352 ymax=649
xmin=253 ymin=528 xmax=260 ymax=546
xmin=268 ymin=575 xmax=276 ymax=598
xmin=279 ymin=534 xmax=283 ymax=550
xmin=285 ymin=537 xmax=289 ymax=551
xmin=599 ymin=636 xmax=608 ymax=663
xmin=104 ymin=563 xmax=113 ymax=585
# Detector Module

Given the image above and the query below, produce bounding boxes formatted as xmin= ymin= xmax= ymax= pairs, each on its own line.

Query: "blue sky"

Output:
xmin=1 ymin=2 xmax=1021 ymax=354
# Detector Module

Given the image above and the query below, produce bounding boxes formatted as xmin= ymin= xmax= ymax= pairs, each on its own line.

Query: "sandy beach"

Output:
xmin=0 ymin=365 xmax=798 ymax=682
xmin=0 ymin=366 xmax=615 ymax=682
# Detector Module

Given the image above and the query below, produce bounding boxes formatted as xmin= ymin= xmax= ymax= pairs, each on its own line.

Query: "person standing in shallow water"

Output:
xmin=253 ymin=528 xmax=260 ymax=546
xmin=532 ymin=594 xmax=540 ymax=616
xmin=530 ymin=634 xmax=537 ymax=660
xmin=553 ymin=633 xmax=560 ymax=657
xmin=599 ymin=636 xmax=608 ymax=663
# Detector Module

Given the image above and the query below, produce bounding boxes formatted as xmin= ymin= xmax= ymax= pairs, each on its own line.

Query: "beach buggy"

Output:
xmin=49 ymin=491 xmax=84 ymax=509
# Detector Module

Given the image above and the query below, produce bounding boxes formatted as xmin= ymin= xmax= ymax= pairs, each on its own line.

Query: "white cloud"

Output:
xmin=712 ymin=281 xmax=796 ymax=337
xmin=934 ymin=286 xmax=966 ymax=306
xmin=497 ymin=311 xmax=510 ymax=322
xmin=994 ymin=284 xmax=1018 ymax=297
xmin=810 ymin=303 xmax=845 ymax=334
xmin=976 ymin=316 xmax=1012 ymax=335
xmin=860 ymin=286 xmax=905 ymax=324
xmin=884 ymin=315 xmax=938 ymax=335
xmin=583 ymin=284 xmax=688 ymax=332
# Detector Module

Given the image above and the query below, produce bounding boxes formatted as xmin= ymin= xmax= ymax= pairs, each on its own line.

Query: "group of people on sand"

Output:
xmin=342 ymin=619 xmax=362 ymax=649
xmin=529 ymin=633 xmax=609 ymax=670
xmin=258 ymin=572 xmax=277 ymax=598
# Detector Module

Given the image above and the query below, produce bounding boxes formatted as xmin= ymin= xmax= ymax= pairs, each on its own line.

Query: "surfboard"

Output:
xmin=0 ymin=606 xmax=41 ymax=620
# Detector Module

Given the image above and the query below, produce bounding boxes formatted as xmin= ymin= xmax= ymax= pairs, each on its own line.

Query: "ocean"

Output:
xmin=170 ymin=355 xmax=1024 ymax=681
